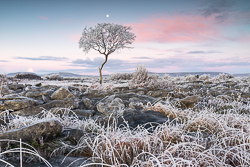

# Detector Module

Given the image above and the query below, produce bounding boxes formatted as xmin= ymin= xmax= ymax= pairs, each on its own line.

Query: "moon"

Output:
xmin=106 ymin=14 xmax=109 ymax=17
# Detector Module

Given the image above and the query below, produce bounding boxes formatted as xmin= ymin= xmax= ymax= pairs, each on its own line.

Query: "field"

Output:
xmin=0 ymin=66 xmax=250 ymax=166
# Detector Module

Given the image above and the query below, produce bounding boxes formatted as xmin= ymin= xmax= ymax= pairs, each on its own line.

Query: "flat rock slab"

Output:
xmin=179 ymin=95 xmax=199 ymax=108
xmin=51 ymin=87 xmax=74 ymax=100
xmin=0 ymin=119 xmax=62 ymax=143
xmin=118 ymin=109 xmax=177 ymax=130
xmin=1 ymin=98 xmax=38 ymax=111
xmin=12 ymin=98 xmax=78 ymax=116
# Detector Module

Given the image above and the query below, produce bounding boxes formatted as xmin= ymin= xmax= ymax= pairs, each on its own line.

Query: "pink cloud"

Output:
xmin=39 ymin=16 xmax=49 ymax=20
xmin=127 ymin=14 xmax=219 ymax=43
xmin=70 ymin=35 xmax=81 ymax=42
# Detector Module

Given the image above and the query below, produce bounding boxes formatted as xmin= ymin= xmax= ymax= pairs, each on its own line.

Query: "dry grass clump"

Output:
xmin=211 ymin=73 xmax=234 ymax=82
xmin=108 ymin=73 xmax=133 ymax=80
xmin=183 ymin=74 xmax=199 ymax=82
xmin=129 ymin=64 xmax=172 ymax=89
xmin=199 ymin=74 xmax=211 ymax=81
xmin=144 ymin=101 xmax=190 ymax=122
xmin=88 ymin=83 xmax=114 ymax=91
xmin=163 ymin=74 xmax=172 ymax=80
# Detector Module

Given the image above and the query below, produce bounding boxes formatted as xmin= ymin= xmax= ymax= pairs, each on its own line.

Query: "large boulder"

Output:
xmin=96 ymin=95 xmax=125 ymax=116
xmin=51 ymin=87 xmax=74 ymax=100
xmin=118 ymin=109 xmax=176 ymax=129
xmin=7 ymin=83 xmax=24 ymax=90
xmin=2 ymin=98 xmax=38 ymax=111
xmin=0 ymin=119 xmax=62 ymax=143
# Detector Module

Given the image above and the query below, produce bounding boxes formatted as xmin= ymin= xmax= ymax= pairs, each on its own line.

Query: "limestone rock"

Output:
xmin=7 ymin=83 xmax=24 ymax=90
xmin=129 ymin=102 xmax=144 ymax=110
xmin=73 ymin=109 xmax=95 ymax=118
xmin=0 ymin=85 xmax=13 ymax=96
xmin=96 ymin=95 xmax=125 ymax=116
xmin=0 ymin=94 xmax=26 ymax=100
xmin=25 ymin=90 xmax=53 ymax=98
xmin=179 ymin=95 xmax=199 ymax=108
xmin=12 ymin=98 xmax=79 ymax=116
xmin=0 ymin=119 xmax=62 ymax=143
xmin=146 ymin=89 xmax=169 ymax=98
xmin=118 ymin=109 xmax=176 ymax=130
xmin=64 ymin=129 xmax=85 ymax=145
xmin=82 ymin=98 xmax=93 ymax=109
xmin=4 ymin=98 xmax=38 ymax=111
xmin=51 ymin=87 xmax=74 ymax=100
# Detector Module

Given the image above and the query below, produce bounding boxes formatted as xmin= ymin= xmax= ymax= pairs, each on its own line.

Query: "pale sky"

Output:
xmin=1 ymin=0 xmax=250 ymax=75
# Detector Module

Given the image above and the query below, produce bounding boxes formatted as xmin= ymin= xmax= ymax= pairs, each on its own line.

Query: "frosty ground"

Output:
xmin=0 ymin=66 xmax=250 ymax=166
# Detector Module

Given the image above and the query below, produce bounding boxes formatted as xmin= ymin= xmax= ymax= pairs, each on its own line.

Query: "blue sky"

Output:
xmin=0 ymin=0 xmax=250 ymax=75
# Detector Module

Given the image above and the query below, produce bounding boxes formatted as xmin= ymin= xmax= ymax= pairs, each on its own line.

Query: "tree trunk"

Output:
xmin=99 ymin=55 xmax=108 ymax=84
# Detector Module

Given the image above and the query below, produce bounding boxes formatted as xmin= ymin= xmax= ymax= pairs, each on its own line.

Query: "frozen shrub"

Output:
xmin=213 ymin=73 xmax=235 ymax=81
xmin=108 ymin=72 xmax=133 ymax=80
xmin=129 ymin=64 xmax=172 ymax=89
xmin=131 ymin=64 xmax=149 ymax=84
xmin=163 ymin=74 xmax=172 ymax=80
xmin=183 ymin=74 xmax=198 ymax=82
xmin=47 ymin=74 xmax=63 ymax=80
xmin=89 ymin=82 xmax=114 ymax=91
xmin=200 ymin=74 xmax=211 ymax=81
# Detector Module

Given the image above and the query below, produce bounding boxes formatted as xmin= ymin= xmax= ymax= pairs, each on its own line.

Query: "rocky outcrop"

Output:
xmin=7 ymin=83 xmax=25 ymax=90
xmin=118 ymin=109 xmax=177 ymax=129
xmin=0 ymin=85 xmax=13 ymax=96
xmin=0 ymin=119 xmax=62 ymax=143
xmin=1 ymin=98 xmax=38 ymax=111
xmin=51 ymin=87 xmax=74 ymax=100
xmin=11 ymin=98 xmax=79 ymax=116
xmin=96 ymin=95 xmax=125 ymax=116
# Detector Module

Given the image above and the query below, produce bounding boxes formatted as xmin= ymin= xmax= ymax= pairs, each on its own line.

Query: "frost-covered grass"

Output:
xmin=61 ymin=99 xmax=250 ymax=166
xmin=1 ymin=68 xmax=250 ymax=166
xmin=1 ymin=99 xmax=250 ymax=166
xmin=39 ymin=97 xmax=249 ymax=166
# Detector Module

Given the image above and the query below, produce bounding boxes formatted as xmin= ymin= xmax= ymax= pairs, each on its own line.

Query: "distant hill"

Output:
xmin=42 ymin=72 xmax=88 ymax=78
xmin=5 ymin=71 xmax=249 ymax=78
xmin=149 ymin=72 xmax=230 ymax=77
xmin=232 ymin=73 xmax=250 ymax=77
xmin=6 ymin=72 xmax=36 ymax=77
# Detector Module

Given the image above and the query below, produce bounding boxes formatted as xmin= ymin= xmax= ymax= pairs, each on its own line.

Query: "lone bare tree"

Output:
xmin=79 ymin=23 xmax=136 ymax=84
